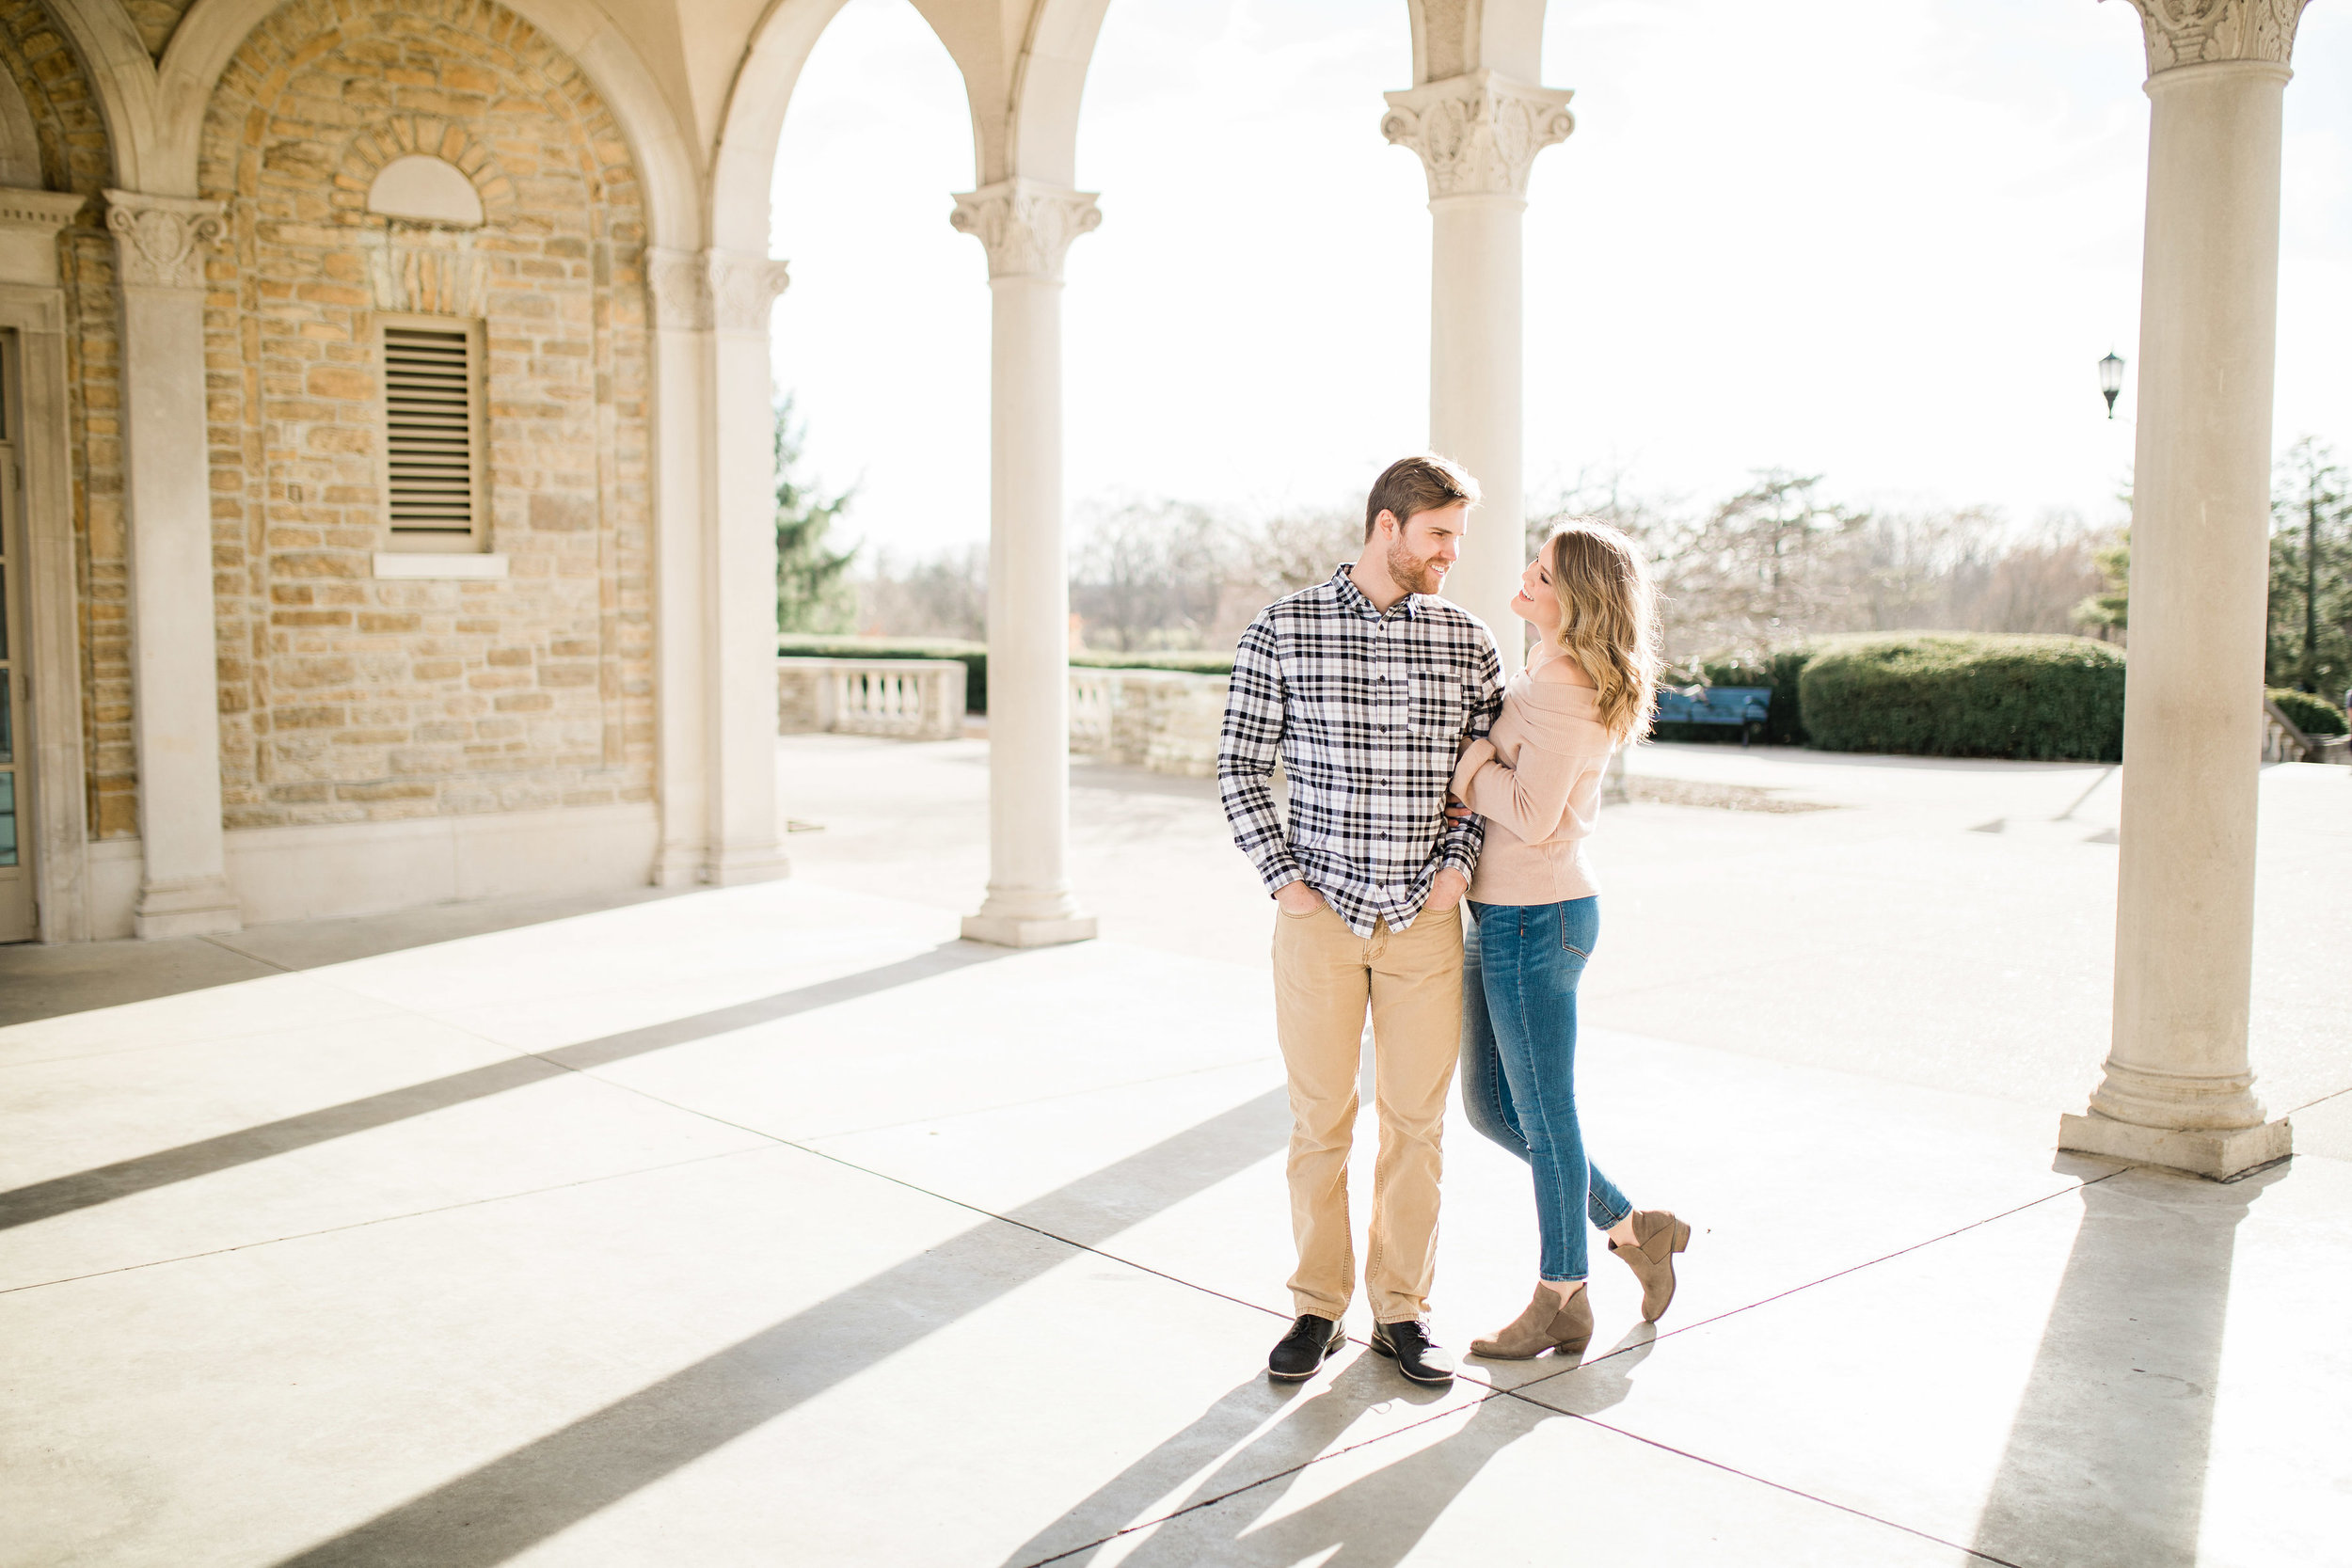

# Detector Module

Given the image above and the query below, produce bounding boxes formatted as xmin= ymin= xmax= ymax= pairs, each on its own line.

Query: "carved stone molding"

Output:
xmin=948 ymin=180 xmax=1102 ymax=281
xmin=647 ymin=246 xmax=711 ymax=331
xmin=706 ymin=250 xmax=791 ymax=334
xmin=2114 ymin=0 xmax=2309 ymax=73
xmin=103 ymin=189 xmax=226 ymax=290
xmin=361 ymin=230 xmax=487 ymax=316
xmin=0 ymin=187 xmax=86 ymax=232
xmin=1382 ymin=69 xmax=1576 ymax=201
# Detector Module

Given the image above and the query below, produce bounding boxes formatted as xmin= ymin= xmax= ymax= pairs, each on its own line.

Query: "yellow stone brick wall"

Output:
xmin=124 ymin=0 xmax=197 ymax=60
xmin=0 ymin=2 xmax=135 ymax=838
xmin=200 ymin=0 xmax=655 ymax=830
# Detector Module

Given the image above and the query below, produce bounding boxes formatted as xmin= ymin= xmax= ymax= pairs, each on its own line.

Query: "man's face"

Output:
xmin=1381 ymin=502 xmax=1470 ymax=595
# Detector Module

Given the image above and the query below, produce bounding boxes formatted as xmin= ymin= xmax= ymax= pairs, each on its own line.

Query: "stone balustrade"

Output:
xmin=779 ymin=657 xmax=1230 ymax=778
xmin=1068 ymin=668 xmax=1230 ymax=779
xmin=2263 ymin=697 xmax=2352 ymax=766
xmin=777 ymin=657 xmax=968 ymax=743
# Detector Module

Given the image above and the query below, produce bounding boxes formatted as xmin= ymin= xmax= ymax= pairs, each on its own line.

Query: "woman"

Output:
xmin=1449 ymin=521 xmax=1691 ymax=1360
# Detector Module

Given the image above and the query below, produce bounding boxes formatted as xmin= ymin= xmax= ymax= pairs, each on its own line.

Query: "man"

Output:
xmin=1216 ymin=453 xmax=1504 ymax=1386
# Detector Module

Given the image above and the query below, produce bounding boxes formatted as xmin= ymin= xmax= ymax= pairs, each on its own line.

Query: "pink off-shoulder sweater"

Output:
xmin=1448 ymin=648 xmax=1618 ymax=907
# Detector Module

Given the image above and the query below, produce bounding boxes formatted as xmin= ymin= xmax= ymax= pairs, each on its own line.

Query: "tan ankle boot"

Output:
xmin=1470 ymin=1283 xmax=1593 ymax=1359
xmin=1609 ymin=1209 xmax=1692 ymax=1323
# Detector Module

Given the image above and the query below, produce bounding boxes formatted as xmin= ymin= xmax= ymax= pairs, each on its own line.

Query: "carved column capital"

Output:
xmin=1382 ymin=69 xmax=1575 ymax=202
xmin=103 ymin=189 xmax=226 ymax=290
xmin=2111 ymin=0 xmax=2309 ymax=74
xmin=703 ymin=249 xmax=791 ymax=334
xmin=949 ymin=180 xmax=1101 ymax=281
xmin=645 ymin=246 xmax=710 ymax=330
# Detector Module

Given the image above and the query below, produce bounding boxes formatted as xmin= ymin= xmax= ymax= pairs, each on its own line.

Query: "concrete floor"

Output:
xmin=1 ymin=740 xmax=2346 ymax=1566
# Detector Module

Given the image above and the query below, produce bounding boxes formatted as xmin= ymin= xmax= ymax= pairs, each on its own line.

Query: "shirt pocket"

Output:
xmin=1407 ymin=670 xmax=1463 ymax=738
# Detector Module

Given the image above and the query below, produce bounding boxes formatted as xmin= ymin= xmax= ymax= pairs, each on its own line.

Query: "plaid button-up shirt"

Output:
xmin=1217 ymin=564 xmax=1505 ymax=936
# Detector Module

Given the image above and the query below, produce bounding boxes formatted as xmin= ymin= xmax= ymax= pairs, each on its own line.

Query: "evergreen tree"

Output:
xmin=2074 ymin=532 xmax=2130 ymax=640
xmin=2269 ymin=437 xmax=2351 ymax=695
xmin=773 ymin=396 xmax=858 ymax=636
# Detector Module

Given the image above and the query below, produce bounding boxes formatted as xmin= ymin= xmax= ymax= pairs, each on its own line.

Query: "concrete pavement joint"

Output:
xmin=1501 ymin=1168 xmax=2132 ymax=1391
xmin=0 ymin=1144 xmax=771 ymax=1297
xmin=797 ymin=1052 xmax=1284 ymax=1143
xmin=1518 ymin=1398 xmax=2029 ymax=1568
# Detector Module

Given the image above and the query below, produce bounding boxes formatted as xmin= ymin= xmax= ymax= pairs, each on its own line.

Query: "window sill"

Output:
xmin=373 ymin=552 xmax=507 ymax=580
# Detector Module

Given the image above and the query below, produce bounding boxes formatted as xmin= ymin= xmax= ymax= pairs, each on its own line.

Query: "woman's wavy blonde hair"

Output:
xmin=1539 ymin=521 xmax=1661 ymax=745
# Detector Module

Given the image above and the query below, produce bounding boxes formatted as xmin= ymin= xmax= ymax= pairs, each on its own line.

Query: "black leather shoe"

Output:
xmin=1267 ymin=1314 xmax=1346 ymax=1382
xmin=1370 ymin=1319 xmax=1456 ymax=1385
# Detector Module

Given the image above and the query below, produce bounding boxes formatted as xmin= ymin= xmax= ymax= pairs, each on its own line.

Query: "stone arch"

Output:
xmin=707 ymin=0 xmax=855 ymax=254
xmin=155 ymin=0 xmax=698 ymax=244
xmin=1007 ymin=0 xmax=1114 ymax=186
xmin=1405 ymin=0 xmax=1549 ymax=85
xmin=0 ymin=48 xmax=38 ymax=185
xmin=333 ymin=119 xmax=518 ymax=230
xmin=199 ymin=0 xmax=657 ymax=832
xmin=710 ymin=0 xmax=1118 ymax=252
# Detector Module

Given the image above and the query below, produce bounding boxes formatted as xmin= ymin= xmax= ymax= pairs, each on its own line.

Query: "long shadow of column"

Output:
xmin=267 ymin=1085 xmax=1295 ymax=1568
xmin=0 ymin=942 xmax=1007 ymax=1232
xmin=1968 ymin=1162 xmax=2282 ymax=1568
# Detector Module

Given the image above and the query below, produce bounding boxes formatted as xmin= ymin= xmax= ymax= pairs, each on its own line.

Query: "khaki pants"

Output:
xmin=1271 ymin=899 xmax=1464 ymax=1323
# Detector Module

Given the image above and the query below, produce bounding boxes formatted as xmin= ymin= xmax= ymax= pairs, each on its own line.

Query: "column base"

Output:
xmin=651 ymin=841 xmax=705 ymax=888
xmin=960 ymin=911 xmax=1098 ymax=948
xmin=704 ymin=843 xmax=791 ymax=887
xmin=135 ymin=875 xmax=242 ymax=940
xmin=2058 ymin=1109 xmax=2293 ymax=1181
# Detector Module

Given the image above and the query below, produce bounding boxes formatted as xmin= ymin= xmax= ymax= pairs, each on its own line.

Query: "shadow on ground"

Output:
xmin=266 ymin=1086 xmax=1294 ymax=1567
xmin=0 ymin=942 xmax=1005 ymax=1232
xmin=1969 ymin=1162 xmax=2280 ymax=1568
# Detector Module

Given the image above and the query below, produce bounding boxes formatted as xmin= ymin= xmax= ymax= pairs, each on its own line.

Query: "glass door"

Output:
xmin=0 ymin=332 xmax=32 ymax=942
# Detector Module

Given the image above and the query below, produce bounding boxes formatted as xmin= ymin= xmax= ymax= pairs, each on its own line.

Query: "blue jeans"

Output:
xmin=1461 ymin=897 xmax=1630 ymax=1282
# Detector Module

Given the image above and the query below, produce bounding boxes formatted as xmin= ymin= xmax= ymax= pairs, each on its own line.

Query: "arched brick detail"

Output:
xmin=334 ymin=118 xmax=518 ymax=229
xmin=200 ymin=0 xmax=654 ymax=830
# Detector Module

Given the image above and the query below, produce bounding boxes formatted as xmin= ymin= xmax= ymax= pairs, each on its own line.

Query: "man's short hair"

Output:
xmin=1365 ymin=453 xmax=1481 ymax=541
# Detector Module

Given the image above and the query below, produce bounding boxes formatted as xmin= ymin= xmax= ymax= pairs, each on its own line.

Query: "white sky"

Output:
xmin=771 ymin=0 xmax=2352 ymax=559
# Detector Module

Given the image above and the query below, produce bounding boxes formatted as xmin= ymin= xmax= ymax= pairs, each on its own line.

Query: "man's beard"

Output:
xmin=1387 ymin=540 xmax=1444 ymax=595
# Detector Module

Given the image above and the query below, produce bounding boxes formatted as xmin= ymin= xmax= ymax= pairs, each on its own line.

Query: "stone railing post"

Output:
xmin=1384 ymin=70 xmax=1574 ymax=678
xmin=2060 ymin=0 xmax=2309 ymax=1178
xmin=951 ymin=179 xmax=1099 ymax=947
xmin=105 ymin=190 xmax=239 ymax=937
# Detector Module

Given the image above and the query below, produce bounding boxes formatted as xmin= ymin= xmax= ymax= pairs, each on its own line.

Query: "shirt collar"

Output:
xmin=1331 ymin=563 xmax=1422 ymax=622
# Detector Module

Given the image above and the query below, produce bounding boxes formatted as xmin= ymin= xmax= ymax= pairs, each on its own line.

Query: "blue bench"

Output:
xmin=1653 ymin=686 xmax=1772 ymax=746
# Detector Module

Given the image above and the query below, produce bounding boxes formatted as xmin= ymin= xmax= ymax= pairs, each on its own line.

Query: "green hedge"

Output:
xmin=2269 ymin=687 xmax=2349 ymax=737
xmin=1071 ymin=649 xmax=1235 ymax=675
xmin=1800 ymin=634 xmax=2126 ymax=761
xmin=777 ymin=636 xmax=1236 ymax=714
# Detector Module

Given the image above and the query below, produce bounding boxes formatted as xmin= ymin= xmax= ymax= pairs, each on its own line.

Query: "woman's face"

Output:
xmin=1511 ymin=551 xmax=1563 ymax=631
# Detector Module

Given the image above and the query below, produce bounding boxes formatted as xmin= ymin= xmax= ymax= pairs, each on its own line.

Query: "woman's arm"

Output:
xmin=1450 ymin=731 xmax=1591 ymax=844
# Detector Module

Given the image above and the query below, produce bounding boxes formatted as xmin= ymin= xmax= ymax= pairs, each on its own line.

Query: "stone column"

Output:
xmin=646 ymin=247 xmax=715 ymax=886
xmin=2059 ymin=0 xmax=2307 ymax=1180
xmin=950 ymin=179 xmax=1099 ymax=947
xmin=1384 ymin=70 xmax=1574 ymax=677
xmin=699 ymin=249 xmax=796 ymax=886
xmin=105 ymin=190 xmax=239 ymax=938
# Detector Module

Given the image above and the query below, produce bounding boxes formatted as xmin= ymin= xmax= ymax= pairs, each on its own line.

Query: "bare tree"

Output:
xmin=1647 ymin=470 xmax=1868 ymax=655
xmin=855 ymin=544 xmax=987 ymax=641
xmin=1071 ymin=499 xmax=1232 ymax=651
xmin=1248 ymin=505 xmax=1360 ymax=598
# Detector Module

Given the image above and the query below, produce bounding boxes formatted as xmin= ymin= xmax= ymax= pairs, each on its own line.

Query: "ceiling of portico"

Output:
xmin=46 ymin=0 xmax=1568 ymax=245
